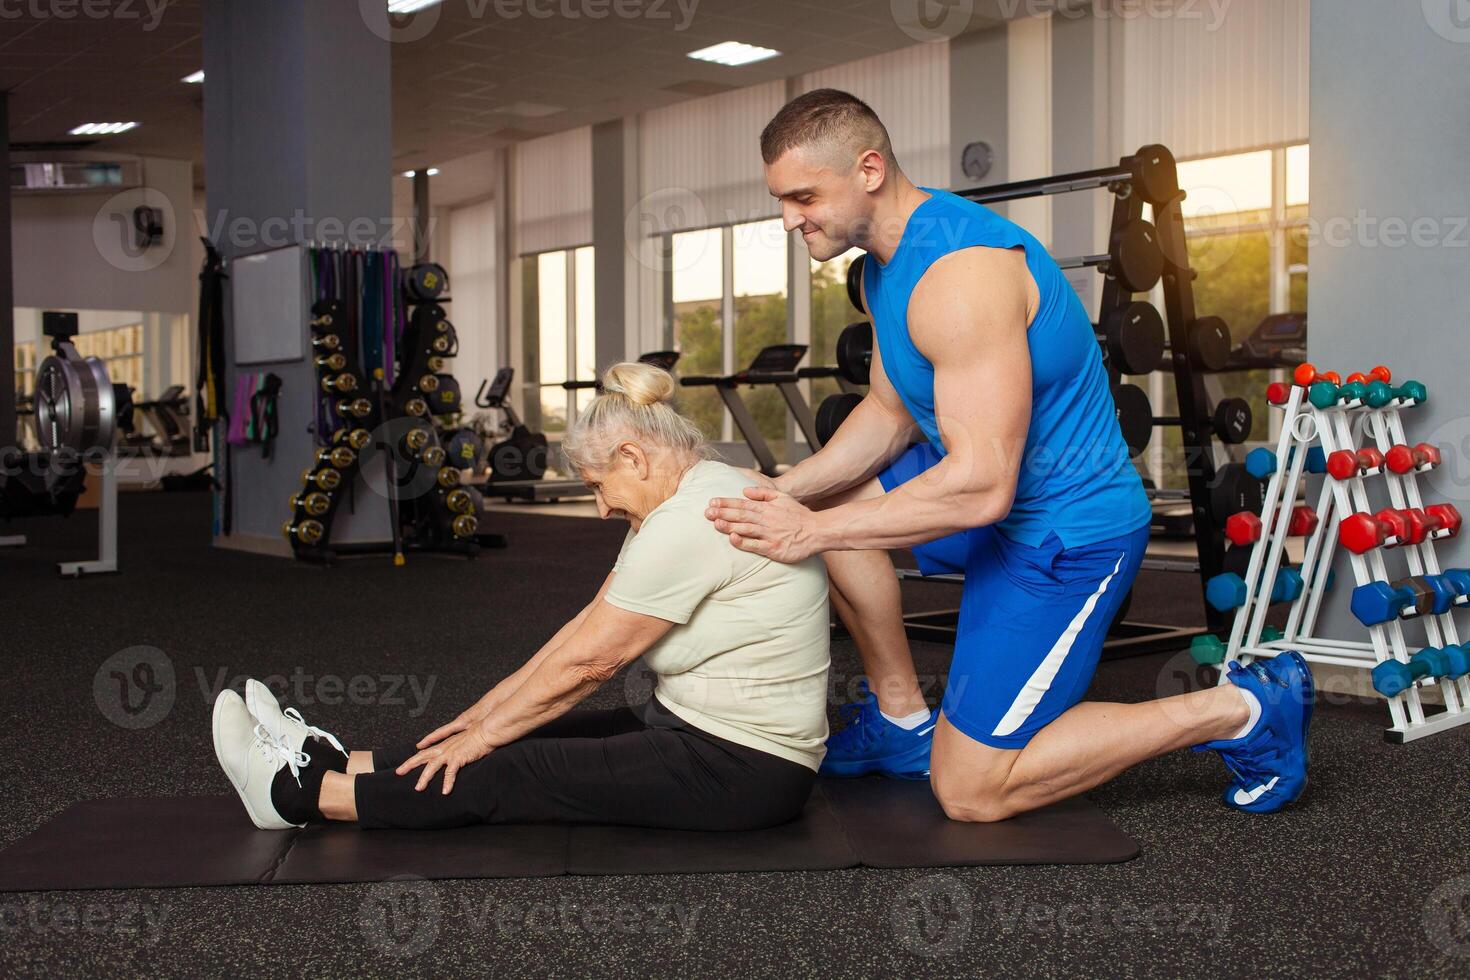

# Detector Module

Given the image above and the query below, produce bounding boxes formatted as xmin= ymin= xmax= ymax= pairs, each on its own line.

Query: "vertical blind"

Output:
xmin=1119 ymin=0 xmax=1309 ymax=159
xmin=513 ymin=126 xmax=592 ymax=255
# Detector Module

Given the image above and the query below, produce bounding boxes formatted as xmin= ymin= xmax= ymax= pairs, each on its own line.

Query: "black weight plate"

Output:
xmin=816 ymin=393 xmax=863 ymax=446
xmin=1109 ymin=219 xmax=1164 ymax=294
xmin=845 ymin=254 xmax=866 ymax=314
xmin=405 ymin=262 xmax=449 ymax=302
xmin=835 ymin=321 xmax=873 ymax=386
xmin=1209 ymin=462 xmax=1266 ymax=526
xmin=1131 ymin=144 xmax=1180 ymax=206
xmin=1188 ymin=316 xmax=1232 ymax=372
xmin=1111 ymin=383 xmax=1153 ymax=458
xmin=1212 ymin=397 xmax=1252 ymax=444
xmin=1102 ymin=301 xmax=1165 ymax=376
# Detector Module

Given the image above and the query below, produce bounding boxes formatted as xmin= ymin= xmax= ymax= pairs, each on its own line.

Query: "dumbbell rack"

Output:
xmin=1198 ymin=366 xmax=1469 ymax=743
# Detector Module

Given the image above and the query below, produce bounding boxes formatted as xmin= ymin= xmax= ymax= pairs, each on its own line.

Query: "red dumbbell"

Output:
xmin=1340 ymin=512 xmax=1402 ymax=554
xmin=1226 ymin=512 xmax=1264 ymax=546
xmin=1369 ymin=365 xmax=1392 ymax=383
xmin=1426 ymin=503 xmax=1463 ymax=539
xmin=1288 ymin=506 xmax=1320 ymax=537
xmin=1326 ymin=448 xmax=1386 ymax=481
xmin=1293 ymin=363 xmax=1318 ymax=387
xmin=1385 ymin=443 xmax=1441 ymax=474
xmin=1320 ymin=370 xmax=1342 ymax=385
xmin=1346 ymin=372 xmax=1368 ymax=385
xmin=1402 ymin=508 xmax=1439 ymax=545
xmin=1267 ymin=382 xmax=1291 ymax=406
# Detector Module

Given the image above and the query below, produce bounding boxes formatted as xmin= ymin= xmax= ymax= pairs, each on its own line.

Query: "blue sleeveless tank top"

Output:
xmin=861 ymin=188 xmax=1150 ymax=549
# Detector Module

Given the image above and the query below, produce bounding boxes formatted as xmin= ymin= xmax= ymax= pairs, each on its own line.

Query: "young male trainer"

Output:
xmin=704 ymin=89 xmax=1313 ymax=819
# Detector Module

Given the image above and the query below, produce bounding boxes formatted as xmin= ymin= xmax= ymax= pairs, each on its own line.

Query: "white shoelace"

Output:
xmin=284 ymin=707 xmax=346 ymax=755
xmin=253 ymin=723 xmax=311 ymax=786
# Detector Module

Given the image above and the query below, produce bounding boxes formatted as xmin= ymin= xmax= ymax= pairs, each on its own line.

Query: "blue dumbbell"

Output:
xmin=1422 ymin=575 xmax=1458 ymax=616
xmin=1372 ymin=656 xmax=1435 ymax=697
xmin=1304 ymin=447 xmax=1327 ymax=474
xmin=1206 ymin=573 xmax=1248 ymax=612
xmin=1351 ymin=581 xmax=1416 ymax=626
xmin=1441 ymin=568 xmax=1470 ymax=604
xmin=1245 ymin=448 xmax=1277 ymax=479
xmin=1272 ymin=567 xmax=1305 ymax=604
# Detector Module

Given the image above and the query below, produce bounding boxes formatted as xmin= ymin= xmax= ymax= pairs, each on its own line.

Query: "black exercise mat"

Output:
xmin=0 ymin=781 xmax=1136 ymax=892
xmin=819 ymin=778 xmax=1140 ymax=867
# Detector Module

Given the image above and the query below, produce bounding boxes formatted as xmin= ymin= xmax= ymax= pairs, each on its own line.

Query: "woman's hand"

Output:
xmin=396 ymin=721 xmax=498 ymax=794
xmin=416 ymin=689 xmax=504 ymax=749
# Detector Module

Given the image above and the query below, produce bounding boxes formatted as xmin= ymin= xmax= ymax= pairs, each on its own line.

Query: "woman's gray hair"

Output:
xmin=560 ymin=362 xmax=709 ymax=474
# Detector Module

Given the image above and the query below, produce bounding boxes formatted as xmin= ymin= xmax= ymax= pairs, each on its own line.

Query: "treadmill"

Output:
xmin=483 ymin=351 xmax=685 ymax=503
xmin=681 ymin=344 xmax=822 ymax=476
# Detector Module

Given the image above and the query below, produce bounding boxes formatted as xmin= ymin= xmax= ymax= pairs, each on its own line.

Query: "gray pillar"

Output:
xmin=948 ymin=27 xmax=1009 ymax=191
xmin=591 ymin=118 xmax=632 ymax=369
xmin=0 ymin=92 xmax=13 ymax=452
xmin=203 ymin=0 xmax=393 ymax=552
xmin=1050 ymin=12 xmax=1107 ymax=266
xmin=413 ymin=170 xmax=431 ymax=264
xmin=1309 ymin=5 xmax=1470 ymax=639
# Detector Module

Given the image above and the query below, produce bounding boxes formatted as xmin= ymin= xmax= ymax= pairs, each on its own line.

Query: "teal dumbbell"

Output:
xmin=1191 ymin=634 xmax=1227 ymax=666
xmin=1206 ymin=573 xmax=1248 ymax=612
xmin=1365 ymin=380 xmax=1395 ymax=409
xmin=1351 ymin=581 xmax=1416 ymax=626
xmin=1396 ymin=380 xmax=1427 ymax=405
xmin=1308 ymin=381 xmax=1341 ymax=410
xmin=1245 ymin=448 xmax=1277 ymax=479
xmin=1336 ymin=381 xmax=1367 ymax=405
xmin=1260 ymin=626 xmax=1285 ymax=642
xmin=1372 ymin=656 xmax=1435 ymax=697
xmin=1441 ymin=644 xmax=1470 ymax=679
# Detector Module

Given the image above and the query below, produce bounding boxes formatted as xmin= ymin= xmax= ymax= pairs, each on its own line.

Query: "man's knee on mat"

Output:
xmin=930 ymin=719 xmax=1025 ymax=823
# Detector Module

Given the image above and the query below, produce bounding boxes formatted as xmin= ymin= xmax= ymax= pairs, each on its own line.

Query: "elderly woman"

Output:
xmin=212 ymin=362 xmax=831 ymax=832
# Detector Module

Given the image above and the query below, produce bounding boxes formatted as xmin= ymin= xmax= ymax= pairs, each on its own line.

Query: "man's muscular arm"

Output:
xmin=774 ymin=340 xmax=919 ymax=504
xmin=707 ymin=246 xmax=1032 ymax=559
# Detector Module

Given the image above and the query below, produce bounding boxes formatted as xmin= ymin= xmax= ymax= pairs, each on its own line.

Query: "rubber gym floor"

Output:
xmin=2 ymin=491 xmax=1468 ymax=978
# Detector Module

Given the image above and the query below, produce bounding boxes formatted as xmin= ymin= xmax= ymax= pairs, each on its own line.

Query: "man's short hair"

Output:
xmin=760 ymin=88 xmax=895 ymax=170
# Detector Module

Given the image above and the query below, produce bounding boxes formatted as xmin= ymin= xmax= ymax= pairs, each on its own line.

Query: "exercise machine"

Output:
xmin=681 ymin=344 xmax=822 ymax=476
xmin=2 ymin=311 xmax=120 ymax=576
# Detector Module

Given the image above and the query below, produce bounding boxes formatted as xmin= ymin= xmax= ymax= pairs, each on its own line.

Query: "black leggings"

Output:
xmin=354 ymin=700 xmax=816 ymax=832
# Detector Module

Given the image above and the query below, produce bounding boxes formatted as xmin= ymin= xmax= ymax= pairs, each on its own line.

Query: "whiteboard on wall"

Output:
xmin=231 ymin=246 xmax=305 ymax=366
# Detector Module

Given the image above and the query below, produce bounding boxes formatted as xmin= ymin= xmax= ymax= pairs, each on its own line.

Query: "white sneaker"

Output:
xmin=212 ymin=689 xmax=309 ymax=831
xmin=244 ymin=678 xmax=347 ymax=761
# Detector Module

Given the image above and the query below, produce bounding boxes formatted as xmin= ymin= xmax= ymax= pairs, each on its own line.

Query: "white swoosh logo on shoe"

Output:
xmin=1233 ymin=776 xmax=1280 ymax=806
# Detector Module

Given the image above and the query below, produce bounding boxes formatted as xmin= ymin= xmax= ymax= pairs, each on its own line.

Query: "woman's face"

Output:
xmin=580 ymin=442 xmax=667 ymax=528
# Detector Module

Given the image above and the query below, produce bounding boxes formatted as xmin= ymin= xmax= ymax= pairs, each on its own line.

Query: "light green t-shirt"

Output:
xmin=605 ymin=460 xmax=831 ymax=771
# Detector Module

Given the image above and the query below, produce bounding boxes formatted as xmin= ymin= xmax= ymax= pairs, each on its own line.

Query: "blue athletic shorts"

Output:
xmin=879 ymin=441 xmax=1150 ymax=749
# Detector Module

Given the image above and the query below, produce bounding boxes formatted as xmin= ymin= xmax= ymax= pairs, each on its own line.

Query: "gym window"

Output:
xmin=663 ymin=218 xmax=790 ymax=459
xmin=1143 ymin=143 xmax=1309 ymax=489
xmin=519 ymin=245 xmax=595 ymax=438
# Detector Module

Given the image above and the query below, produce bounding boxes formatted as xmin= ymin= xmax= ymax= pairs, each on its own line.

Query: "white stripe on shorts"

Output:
xmin=990 ymin=552 xmax=1125 ymax=739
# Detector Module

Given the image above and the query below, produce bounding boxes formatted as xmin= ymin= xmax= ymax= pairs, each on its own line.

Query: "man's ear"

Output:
xmin=858 ymin=147 xmax=887 ymax=193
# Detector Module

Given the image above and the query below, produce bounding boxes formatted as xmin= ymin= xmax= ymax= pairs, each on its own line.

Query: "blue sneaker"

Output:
xmin=1195 ymin=652 xmax=1314 ymax=814
xmin=820 ymin=681 xmax=936 ymax=780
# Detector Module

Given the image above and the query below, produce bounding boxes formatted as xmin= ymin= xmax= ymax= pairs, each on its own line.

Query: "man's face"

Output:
xmin=765 ymin=145 xmax=876 ymax=262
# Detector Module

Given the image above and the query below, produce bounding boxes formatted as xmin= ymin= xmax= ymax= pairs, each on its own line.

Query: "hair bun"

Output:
xmin=601 ymin=362 xmax=676 ymax=407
